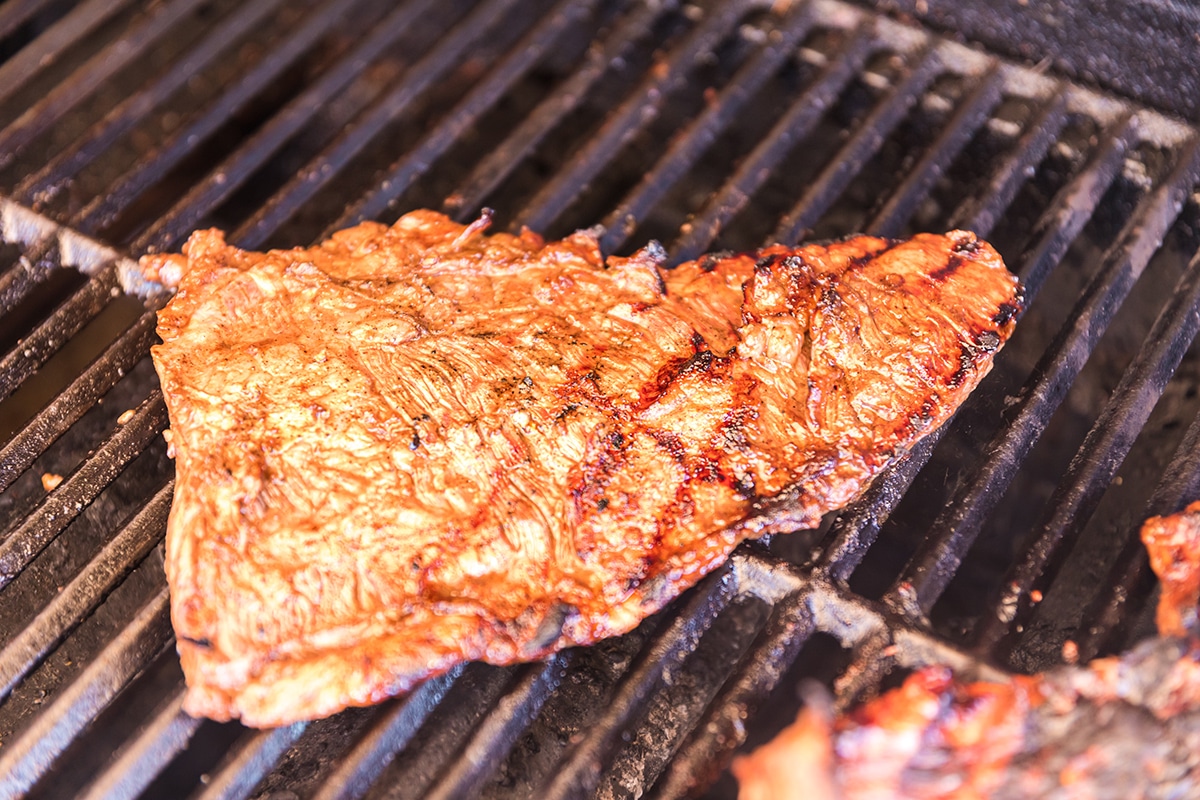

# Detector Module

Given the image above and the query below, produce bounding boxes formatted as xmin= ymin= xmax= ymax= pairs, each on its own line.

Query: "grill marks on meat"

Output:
xmin=735 ymin=504 xmax=1200 ymax=800
xmin=146 ymin=211 xmax=1020 ymax=726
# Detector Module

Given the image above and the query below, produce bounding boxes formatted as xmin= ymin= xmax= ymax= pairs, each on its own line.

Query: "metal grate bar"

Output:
xmin=814 ymin=111 xmax=1135 ymax=583
xmin=0 ymin=0 xmax=213 ymax=170
xmin=77 ymin=688 xmax=203 ymax=800
xmin=596 ymin=2 xmax=825 ymax=255
xmin=805 ymin=93 xmax=1067 ymax=585
xmin=15 ymin=0 xmax=291 ymax=205
xmin=71 ymin=0 xmax=361 ymax=237
xmin=947 ymin=90 xmax=1070 ymax=233
xmin=654 ymin=554 xmax=1008 ymax=798
xmin=128 ymin=0 xmax=441 ymax=254
xmin=305 ymin=671 xmax=460 ymax=800
xmin=514 ymin=0 xmax=752 ymax=236
xmin=442 ymin=0 xmax=670 ymax=222
xmin=770 ymin=46 xmax=942 ymax=245
xmin=974 ymin=239 xmax=1200 ymax=653
xmin=537 ymin=562 xmax=738 ymax=800
xmin=0 ymin=588 xmax=172 ymax=799
xmin=0 ymin=391 xmax=166 ymax=594
xmin=866 ymin=62 xmax=1004 ymax=237
xmin=0 ymin=262 xmax=119 ymax=404
xmin=814 ymin=432 xmax=945 ymax=582
xmin=666 ymin=20 xmax=876 ymax=263
xmin=827 ymin=632 xmax=894 ymax=711
xmin=0 ymin=0 xmax=63 ymax=42
xmin=0 ymin=240 xmax=54 ymax=318
xmin=1078 ymin=403 xmax=1200 ymax=659
xmin=890 ymin=135 xmax=1200 ymax=617
xmin=0 ymin=479 xmax=170 ymax=703
xmin=193 ymin=723 xmax=308 ymax=800
xmin=233 ymin=0 xmax=526 ymax=251
xmin=0 ymin=310 xmax=156 ymax=494
xmin=1011 ymin=112 xmax=1139 ymax=300
xmin=423 ymin=656 xmax=570 ymax=800
xmin=382 ymin=664 xmax=534 ymax=800
xmin=0 ymin=0 xmax=136 ymax=109
xmin=331 ymin=0 xmax=603 ymax=234
xmin=646 ymin=591 xmax=815 ymax=800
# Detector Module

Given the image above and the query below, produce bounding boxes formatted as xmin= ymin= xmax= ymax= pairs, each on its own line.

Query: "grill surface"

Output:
xmin=2 ymin=0 xmax=1200 ymax=797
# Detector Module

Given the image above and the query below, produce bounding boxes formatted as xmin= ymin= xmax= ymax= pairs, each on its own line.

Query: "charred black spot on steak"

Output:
xmin=849 ymin=239 xmax=900 ymax=272
xmin=690 ymin=453 xmax=725 ymax=483
xmin=928 ymin=255 xmax=964 ymax=282
xmin=948 ymin=341 xmax=984 ymax=388
xmin=819 ymin=286 xmax=843 ymax=311
xmin=781 ymin=254 xmax=807 ymax=273
xmin=698 ymin=250 xmax=733 ymax=272
xmin=950 ymin=232 xmax=981 ymax=255
xmin=732 ymin=471 xmax=757 ymax=500
xmin=975 ymin=330 xmax=1001 ymax=352
xmin=650 ymin=430 xmax=687 ymax=464
xmin=993 ymin=301 xmax=1021 ymax=326
xmin=681 ymin=349 xmax=715 ymax=374
xmin=908 ymin=398 xmax=936 ymax=430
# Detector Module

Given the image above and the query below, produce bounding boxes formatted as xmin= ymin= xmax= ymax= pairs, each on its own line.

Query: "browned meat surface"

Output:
xmin=145 ymin=210 xmax=1020 ymax=726
xmin=735 ymin=504 xmax=1200 ymax=800
xmin=1141 ymin=499 xmax=1200 ymax=637
xmin=736 ymin=640 xmax=1200 ymax=800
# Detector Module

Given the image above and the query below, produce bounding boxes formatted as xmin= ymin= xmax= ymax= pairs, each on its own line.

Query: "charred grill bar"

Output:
xmin=1 ymin=0 xmax=1199 ymax=797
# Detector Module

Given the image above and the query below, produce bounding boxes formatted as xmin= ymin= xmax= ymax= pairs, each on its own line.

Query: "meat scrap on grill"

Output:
xmin=143 ymin=210 xmax=1021 ymax=727
xmin=734 ymin=503 xmax=1200 ymax=800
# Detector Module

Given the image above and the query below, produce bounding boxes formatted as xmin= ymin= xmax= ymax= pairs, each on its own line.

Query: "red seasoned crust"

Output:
xmin=145 ymin=210 xmax=1021 ymax=726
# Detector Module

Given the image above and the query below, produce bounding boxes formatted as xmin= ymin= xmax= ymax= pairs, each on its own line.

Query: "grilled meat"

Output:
xmin=735 ymin=503 xmax=1200 ymax=800
xmin=145 ymin=210 xmax=1021 ymax=726
xmin=736 ymin=640 xmax=1200 ymax=800
xmin=1141 ymin=499 xmax=1200 ymax=637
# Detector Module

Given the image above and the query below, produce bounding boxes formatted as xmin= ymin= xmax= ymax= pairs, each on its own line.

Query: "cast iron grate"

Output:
xmin=1 ymin=0 xmax=1200 ymax=797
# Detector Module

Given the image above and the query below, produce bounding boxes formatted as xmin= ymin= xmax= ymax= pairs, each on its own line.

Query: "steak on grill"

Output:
xmin=144 ymin=210 xmax=1021 ymax=726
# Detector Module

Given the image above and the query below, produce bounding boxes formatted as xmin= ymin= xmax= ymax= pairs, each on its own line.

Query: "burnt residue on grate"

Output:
xmin=2 ymin=0 xmax=1200 ymax=798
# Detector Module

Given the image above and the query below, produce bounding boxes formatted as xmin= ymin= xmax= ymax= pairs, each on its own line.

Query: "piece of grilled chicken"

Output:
xmin=144 ymin=210 xmax=1021 ymax=726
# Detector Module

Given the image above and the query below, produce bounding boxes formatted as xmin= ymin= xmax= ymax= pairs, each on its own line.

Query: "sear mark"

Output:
xmin=819 ymin=286 xmax=843 ymax=310
xmin=975 ymin=330 xmax=1001 ymax=352
xmin=993 ymin=301 xmax=1021 ymax=326
xmin=950 ymin=230 xmax=981 ymax=255
xmin=928 ymin=255 xmax=964 ymax=282
xmin=698 ymin=250 xmax=734 ymax=272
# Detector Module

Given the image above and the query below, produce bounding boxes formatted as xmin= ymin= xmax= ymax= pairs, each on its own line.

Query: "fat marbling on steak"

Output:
xmin=143 ymin=210 xmax=1021 ymax=726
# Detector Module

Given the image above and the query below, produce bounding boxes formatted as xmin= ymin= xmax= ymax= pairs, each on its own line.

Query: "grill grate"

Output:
xmin=2 ymin=0 xmax=1200 ymax=797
